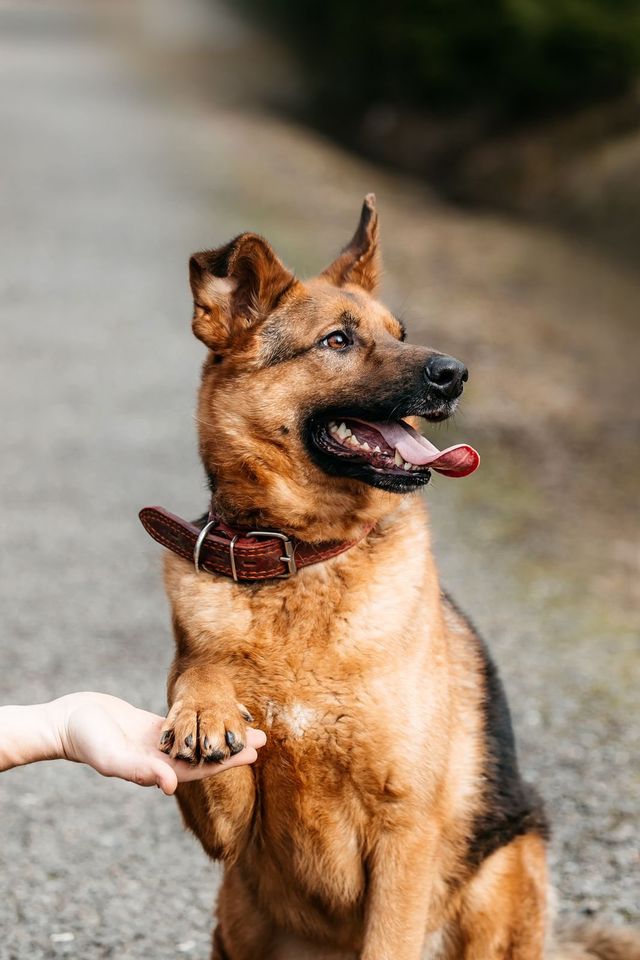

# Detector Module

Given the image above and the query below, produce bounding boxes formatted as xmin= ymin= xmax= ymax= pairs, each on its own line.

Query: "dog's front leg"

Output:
xmin=162 ymin=661 xmax=257 ymax=860
xmin=361 ymin=828 xmax=435 ymax=960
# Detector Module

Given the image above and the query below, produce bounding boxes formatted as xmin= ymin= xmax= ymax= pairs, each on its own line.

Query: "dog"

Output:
xmin=140 ymin=196 xmax=639 ymax=959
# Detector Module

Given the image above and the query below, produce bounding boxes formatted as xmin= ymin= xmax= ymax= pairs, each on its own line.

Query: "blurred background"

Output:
xmin=0 ymin=1 xmax=637 ymax=957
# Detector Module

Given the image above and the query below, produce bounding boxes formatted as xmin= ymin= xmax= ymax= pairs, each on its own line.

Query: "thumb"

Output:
xmin=106 ymin=749 xmax=178 ymax=795
xmin=150 ymin=757 xmax=178 ymax=796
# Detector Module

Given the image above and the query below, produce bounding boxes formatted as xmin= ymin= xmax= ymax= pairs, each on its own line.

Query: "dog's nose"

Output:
xmin=423 ymin=355 xmax=468 ymax=399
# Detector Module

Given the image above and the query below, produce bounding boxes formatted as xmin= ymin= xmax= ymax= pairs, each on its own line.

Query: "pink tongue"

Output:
xmin=363 ymin=420 xmax=480 ymax=478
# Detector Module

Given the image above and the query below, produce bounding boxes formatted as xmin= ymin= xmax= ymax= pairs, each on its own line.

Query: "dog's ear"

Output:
xmin=189 ymin=233 xmax=296 ymax=352
xmin=321 ymin=194 xmax=380 ymax=294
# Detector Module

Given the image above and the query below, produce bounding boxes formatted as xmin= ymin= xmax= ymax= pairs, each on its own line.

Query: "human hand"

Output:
xmin=53 ymin=692 xmax=266 ymax=795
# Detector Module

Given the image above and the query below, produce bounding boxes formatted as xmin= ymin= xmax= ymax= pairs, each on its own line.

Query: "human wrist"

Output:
xmin=45 ymin=692 xmax=94 ymax=763
xmin=41 ymin=697 xmax=69 ymax=762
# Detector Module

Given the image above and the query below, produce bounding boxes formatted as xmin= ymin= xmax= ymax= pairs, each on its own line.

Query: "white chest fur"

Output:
xmin=264 ymin=699 xmax=321 ymax=739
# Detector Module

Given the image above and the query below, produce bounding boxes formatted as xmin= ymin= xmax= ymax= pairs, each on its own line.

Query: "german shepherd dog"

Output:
xmin=146 ymin=197 xmax=638 ymax=959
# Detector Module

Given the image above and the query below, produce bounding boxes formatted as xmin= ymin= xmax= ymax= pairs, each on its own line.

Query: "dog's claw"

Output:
xmin=161 ymin=698 xmax=250 ymax=765
xmin=225 ymin=730 xmax=244 ymax=755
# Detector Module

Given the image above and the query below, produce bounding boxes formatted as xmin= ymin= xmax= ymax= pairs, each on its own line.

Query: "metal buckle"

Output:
xmin=228 ymin=534 xmax=240 ymax=582
xmin=246 ymin=530 xmax=298 ymax=579
xmin=193 ymin=519 xmax=218 ymax=574
xmin=194 ymin=522 xmax=297 ymax=581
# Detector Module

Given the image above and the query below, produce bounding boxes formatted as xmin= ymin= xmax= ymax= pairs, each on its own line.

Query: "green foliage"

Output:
xmin=240 ymin=0 xmax=640 ymax=120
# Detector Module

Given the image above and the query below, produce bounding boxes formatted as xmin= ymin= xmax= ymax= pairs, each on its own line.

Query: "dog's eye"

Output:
xmin=320 ymin=331 xmax=351 ymax=351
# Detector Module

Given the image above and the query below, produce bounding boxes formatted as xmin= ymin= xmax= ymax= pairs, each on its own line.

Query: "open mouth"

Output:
xmin=309 ymin=416 xmax=479 ymax=490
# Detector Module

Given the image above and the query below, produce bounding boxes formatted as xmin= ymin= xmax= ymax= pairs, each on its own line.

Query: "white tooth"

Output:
xmin=348 ymin=435 xmax=360 ymax=447
xmin=361 ymin=441 xmax=370 ymax=451
xmin=403 ymin=461 xmax=412 ymax=471
xmin=329 ymin=423 xmax=339 ymax=435
xmin=344 ymin=428 xmax=352 ymax=438
xmin=337 ymin=422 xmax=348 ymax=438
xmin=373 ymin=445 xmax=381 ymax=453
xmin=394 ymin=449 xmax=403 ymax=467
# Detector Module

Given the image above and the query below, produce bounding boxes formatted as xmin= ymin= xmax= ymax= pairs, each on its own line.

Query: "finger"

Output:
xmin=151 ymin=758 xmax=178 ymax=796
xmin=245 ymin=727 xmax=267 ymax=749
xmin=221 ymin=747 xmax=258 ymax=769
xmin=97 ymin=746 xmax=177 ymax=794
xmin=173 ymin=746 xmax=259 ymax=782
xmin=113 ymin=760 xmax=160 ymax=788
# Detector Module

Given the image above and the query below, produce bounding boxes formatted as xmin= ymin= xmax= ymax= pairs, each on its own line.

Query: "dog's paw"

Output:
xmin=159 ymin=697 xmax=253 ymax=764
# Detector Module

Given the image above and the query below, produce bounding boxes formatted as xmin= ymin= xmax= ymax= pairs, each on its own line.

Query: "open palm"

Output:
xmin=61 ymin=692 xmax=266 ymax=795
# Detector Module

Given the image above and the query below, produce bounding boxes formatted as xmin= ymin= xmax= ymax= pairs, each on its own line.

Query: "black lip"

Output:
xmin=303 ymin=394 xmax=461 ymax=493
xmin=318 ymin=398 xmax=458 ymax=424
xmin=305 ymin=412 xmax=444 ymax=493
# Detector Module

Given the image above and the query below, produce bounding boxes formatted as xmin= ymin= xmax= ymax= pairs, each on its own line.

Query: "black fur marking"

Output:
xmin=261 ymin=329 xmax=313 ymax=367
xmin=338 ymin=310 xmax=360 ymax=332
xmin=442 ymin=591 xmax=550 ymax=868
xmin=261 ymin=310 xmax=359 ymax=367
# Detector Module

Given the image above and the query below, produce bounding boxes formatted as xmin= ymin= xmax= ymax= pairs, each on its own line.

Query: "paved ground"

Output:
xmin=0 ymin=2 xmax=637 ymax=958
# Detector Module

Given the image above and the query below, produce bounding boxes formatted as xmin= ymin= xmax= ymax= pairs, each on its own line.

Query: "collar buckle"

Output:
xmin=194 ymin=522 xmax=297 ymax=581
xmin=193 ymin=519 xmax=218 ymax=574
xmin=246 ymin=530 xmax=298 ymax=579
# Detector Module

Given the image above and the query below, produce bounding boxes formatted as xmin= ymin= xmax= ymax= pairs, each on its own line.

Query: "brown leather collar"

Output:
xmin=139 ymin=506 xmax=371 ymax=582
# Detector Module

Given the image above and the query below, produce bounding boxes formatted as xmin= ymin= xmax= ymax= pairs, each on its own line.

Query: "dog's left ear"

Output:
xmin=189 ymin=233 xmax=296 ymax=353
xmin=321 ymin=193 xmax=380 ymax=295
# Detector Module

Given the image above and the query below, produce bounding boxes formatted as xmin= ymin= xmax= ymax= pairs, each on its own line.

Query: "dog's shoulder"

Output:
xmin=441 ymin=590 xmax=550 ymax=869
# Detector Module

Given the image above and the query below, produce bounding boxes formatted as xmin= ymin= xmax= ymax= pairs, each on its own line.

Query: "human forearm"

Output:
xmin=0 ymin=691 xmax=265 ymax=792
xmin=0 ymin=700 xmax=64 ymax=771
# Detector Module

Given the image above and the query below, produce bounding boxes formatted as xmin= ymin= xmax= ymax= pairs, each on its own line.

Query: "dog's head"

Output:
xmin=190 ymin=195 xmax=478 ymax=540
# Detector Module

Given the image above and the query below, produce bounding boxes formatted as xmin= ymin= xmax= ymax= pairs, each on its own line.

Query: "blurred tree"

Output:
xmin=237 ymin=0 xmax=640 ymax=124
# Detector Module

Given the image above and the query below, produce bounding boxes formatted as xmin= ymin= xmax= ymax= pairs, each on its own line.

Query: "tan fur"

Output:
xmin=157 ymin=198 xmax=639 ymax=960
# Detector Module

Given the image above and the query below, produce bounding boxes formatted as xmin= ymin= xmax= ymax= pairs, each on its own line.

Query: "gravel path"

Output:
xmin=0 ymin=3 xmax=637 ymax=958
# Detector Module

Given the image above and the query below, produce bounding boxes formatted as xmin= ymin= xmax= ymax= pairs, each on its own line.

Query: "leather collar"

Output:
xmin=139 ymin=505 xmax=371 ymax=582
